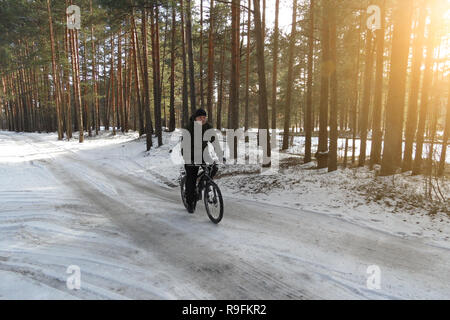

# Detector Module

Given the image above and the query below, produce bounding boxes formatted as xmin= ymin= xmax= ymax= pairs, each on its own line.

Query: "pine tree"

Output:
xmin=402 ymin=0 xmax=427 ymax=172
xmin=206 ymin=0 xmax=215 ymax=124
xmin=380 ymin=0 xmax=413 ymax=176
xmin=282 ymin=0 xmax=297 ymax=151
xmin=370 ymin=0 xmax=386 ymax=168
xmin=271 ymin=0 xmax=279 ymax=131
xmin=317 ymin=0 xmax=330 ymax=169
xmin=328 ymin=1 xmax=338 ymax=172
xmin=304 ymin=0 xmax=314 ymax=164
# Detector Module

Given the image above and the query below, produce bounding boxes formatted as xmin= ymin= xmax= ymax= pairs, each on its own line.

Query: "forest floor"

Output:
xmin=0 ymin=129 xmax=449 ymax=299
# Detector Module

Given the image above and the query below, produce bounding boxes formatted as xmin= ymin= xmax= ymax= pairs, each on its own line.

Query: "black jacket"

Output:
xmin=183 ymin=116 xmax=221 ymax=164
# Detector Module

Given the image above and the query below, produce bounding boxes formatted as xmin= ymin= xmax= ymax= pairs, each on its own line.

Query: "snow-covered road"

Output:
xmin=0 ymin=131 xmax=449 ymax=299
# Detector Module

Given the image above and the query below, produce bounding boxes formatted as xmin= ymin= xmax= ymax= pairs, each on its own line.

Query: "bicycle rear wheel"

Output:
xmin=204 ymin=181 xmax=224 ymax=224
xmin=180 ymin=176 xmax=189 ymax=210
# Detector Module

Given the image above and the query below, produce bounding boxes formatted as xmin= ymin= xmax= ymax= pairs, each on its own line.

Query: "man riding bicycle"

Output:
xmin=182 ymin=109 xmax=223 ymax=214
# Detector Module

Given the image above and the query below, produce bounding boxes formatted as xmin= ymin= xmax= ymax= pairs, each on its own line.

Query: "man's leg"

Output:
xmin=185 ymin=165 xmax=199 ymax=210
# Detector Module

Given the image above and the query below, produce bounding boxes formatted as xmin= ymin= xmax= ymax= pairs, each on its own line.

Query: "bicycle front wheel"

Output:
xmin=204 ymin=181 xmax=224 ymax=224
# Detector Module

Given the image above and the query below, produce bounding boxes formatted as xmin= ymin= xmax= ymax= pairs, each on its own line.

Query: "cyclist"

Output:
xmin=183 ymin=109 xmax=223 ymax=214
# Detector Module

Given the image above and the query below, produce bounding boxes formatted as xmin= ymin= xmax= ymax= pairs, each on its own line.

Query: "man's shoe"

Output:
xmin=187 ymin=203 xmax=195 ymax=214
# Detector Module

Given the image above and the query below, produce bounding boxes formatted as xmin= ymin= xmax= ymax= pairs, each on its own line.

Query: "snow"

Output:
xmin=221 ymin=166 xmax=450 ymax=247
xmin=0 ymin=130 xmax=449 ymax=299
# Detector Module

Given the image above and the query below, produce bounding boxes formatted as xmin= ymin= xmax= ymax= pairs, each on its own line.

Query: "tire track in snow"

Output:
xmin=19 ymin=133 xmax=311 ymax=299
xmin=0 ymin=133 xmax=188 ymax=299
xmin=4 ymin=132 xmax=450 ymax=299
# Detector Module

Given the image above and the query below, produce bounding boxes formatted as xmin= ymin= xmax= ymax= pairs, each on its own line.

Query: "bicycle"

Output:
xmin=179 ymin=163 xmax=224 ymax=224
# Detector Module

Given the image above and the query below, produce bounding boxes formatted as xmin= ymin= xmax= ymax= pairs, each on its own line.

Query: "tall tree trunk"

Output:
xmin=262 ymin=0 xmax=266 ymax=40
xmin=103 ymin=38 xmax=109 ymax=131
xmin=271 ymin=0 xmax=279 ymax=131
xmin=169 ymin=3 xmax=177 ymax=132
xmin=425 ymin=59 xmax=442 ymax=178
xmin=142 ymin=7 xmax=153 ymax=150
xmin=412 ymin=3 xmax=438 ymax=176
xmin=185 ymin=0 xmax=196 ymax=114
xmin=328 ymin=3 xmax=338 ymax=172
xmin=317 ymin=1 xmax=330 ymax=169
xmin=69 ymin=26 xmax=84 ymax=142
xmin=159 ymin=7 xmax=170 ymax=129
xmin=206 ymin=0 xmax=215 ymax=125
xmin=230 ymin=0 xmax=240 ymax=132
xmin=352 ymin=13 xmax=363 ymax=164
xmin=110 ymin=33 xmax=116 ymax=135
xmin=244 ymin=0 xmax=251 ymax=133
xmin=217 ymin=31 xmax=226 ymax=130
xmin=402 ymin=0 xmax=427 ymax=172
xmin=359 ymin=30 xmax=374 ymax=167
xmin=253 ymin=0 xmax=271 ymax=165
xmin=282 ymin=0 xmax=297 ymax=150
xmin=200 ymin=0 xmax=204 ymax=109
xmin=82 ymin=33 xmax=92 ymax=137
xmin=90 ymin=0 xmax=99 ymax=135
xmin=131 ymin=11 xmax=144 ymax=136
xmin=118 ymin=26 xmax=125 ymax=132
xmin=370 ymin=0 xmax=386 ymax=168
xmin=180 ymin=0 xmax=189 ymax=128
xmin=150 ymin=4 xmax=163 ymax=146
xmin=380 ymin=0 xmax=413 ymax=175
xmin=304 ymin=0 xmax=314 ymax=164
xmin=125 ymin=42 xmax=132 ymax=132
xmin=46 ymin=0 xmax=63 ymax=140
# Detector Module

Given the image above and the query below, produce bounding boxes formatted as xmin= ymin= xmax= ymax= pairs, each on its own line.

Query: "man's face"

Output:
xmin=195 ymin=115 xmax=207 ymax=125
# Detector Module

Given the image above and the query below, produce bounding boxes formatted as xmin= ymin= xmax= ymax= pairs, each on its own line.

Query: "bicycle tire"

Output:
xmin=180 ymin=175 xmax=189 ymax=210
xmin=204 ymin=181 xmax=224 ymax=224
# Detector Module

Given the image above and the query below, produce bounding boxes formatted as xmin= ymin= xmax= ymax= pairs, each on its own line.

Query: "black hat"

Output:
xmin=193 ymin=109 xmax=207 ymax=119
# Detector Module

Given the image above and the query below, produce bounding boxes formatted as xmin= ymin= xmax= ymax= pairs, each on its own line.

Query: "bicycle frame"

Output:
xmin=180 ymin=164 xmax=216 ymax=197
xmin=196 ymin=165 xmax=216 ymax=196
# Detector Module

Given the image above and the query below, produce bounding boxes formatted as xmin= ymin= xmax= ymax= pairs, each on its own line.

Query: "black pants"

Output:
xmin=185 ymin=165 xmax=200 ymax=206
